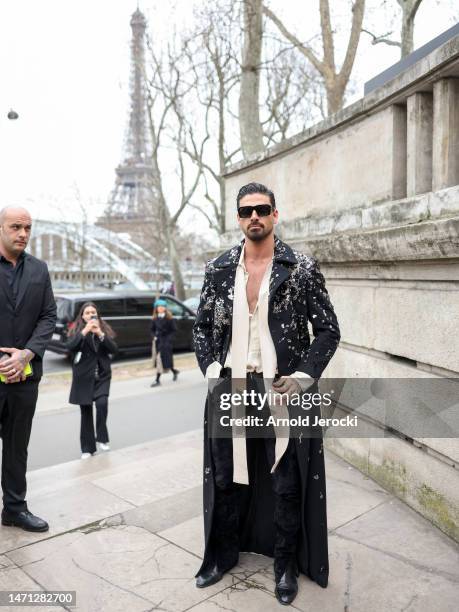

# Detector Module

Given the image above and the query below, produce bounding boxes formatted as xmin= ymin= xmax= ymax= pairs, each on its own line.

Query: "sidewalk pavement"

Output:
xmin=0 ymin=428 xmax=458 ymax=611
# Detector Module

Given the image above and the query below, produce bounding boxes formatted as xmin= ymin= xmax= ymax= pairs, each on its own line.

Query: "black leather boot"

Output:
xmin=196 ymin=564 xmax=223 ymax=588
xmin=275 ymin=557 xmax=299 ymax=605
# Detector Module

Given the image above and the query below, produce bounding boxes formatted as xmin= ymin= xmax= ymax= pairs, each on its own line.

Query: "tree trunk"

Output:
xmin=326 ymin=80 xmax=346 ymax=116
xmin=218 ymin=81 xmax=227 ymax=233
xmin=398 ymin=0 xmax=423 ymax=58
xmin=401 ymin=10 xmax=415 ymax=57
xmin=239 ymin=0 xmax=265 ymax=158
xmin=167 ymin=229 xmax=186 ymax=300
xmin=150 ymin=152 xmax=186 ymax=301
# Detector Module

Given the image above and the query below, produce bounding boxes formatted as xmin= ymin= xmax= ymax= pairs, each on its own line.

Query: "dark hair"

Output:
xmin=236 ymin=182 xmax=276 ymax=209
xmin=68 ymin=301 xmax=116 ymax=338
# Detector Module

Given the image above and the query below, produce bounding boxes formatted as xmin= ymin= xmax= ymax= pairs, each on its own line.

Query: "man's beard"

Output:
xmin=243 ymin=224 xmax=273 ymax=242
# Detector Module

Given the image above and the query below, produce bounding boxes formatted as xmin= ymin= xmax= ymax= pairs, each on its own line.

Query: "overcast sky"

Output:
xmin=0 ymin=0 xmax=457 ymax=230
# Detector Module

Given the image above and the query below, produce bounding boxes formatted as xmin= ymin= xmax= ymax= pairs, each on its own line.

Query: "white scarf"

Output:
xmin=230 ymin=246 xmax=289 ymax=484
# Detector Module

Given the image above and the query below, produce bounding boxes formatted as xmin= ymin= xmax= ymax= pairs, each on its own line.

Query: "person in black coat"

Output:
xmin=66 ymin=302 xmax=117 ymax=458
xmin=150 ymin=299 xmax=179 ymax=387
xmin=0 ymin=206 xmax=57 ymax=533
xmin=193 ymin=183 xmax=341 ymax=605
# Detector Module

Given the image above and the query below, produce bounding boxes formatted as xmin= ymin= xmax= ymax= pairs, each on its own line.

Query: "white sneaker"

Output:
xmin=99 ymin=443 xmax=110 ymax=452
xmin=81 ymin=452 xmax=92 ymax=459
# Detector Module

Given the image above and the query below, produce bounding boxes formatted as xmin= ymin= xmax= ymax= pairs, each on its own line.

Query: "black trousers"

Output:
xmin=80 ymin=395 xmax=109 ymax=453
xmin=0 ymin=380 xmax=39 ymax=513
xmin=211 ymin=435 xmax=301 ymax=575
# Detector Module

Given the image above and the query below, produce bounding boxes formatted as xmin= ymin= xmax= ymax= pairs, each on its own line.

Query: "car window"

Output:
xmin=93 ymin=299 xmax=125 ymax=317
xmin=126 ymin=297 xmax=154 ymax=316
xmin=164 ymin=298 xmax=185 ymax=317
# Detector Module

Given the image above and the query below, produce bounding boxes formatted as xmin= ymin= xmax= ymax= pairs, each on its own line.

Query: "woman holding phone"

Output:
xmin=66 ymin=302 xmax=117 ymax=459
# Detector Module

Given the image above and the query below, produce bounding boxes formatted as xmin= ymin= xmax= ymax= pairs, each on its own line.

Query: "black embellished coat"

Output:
xmin=193 ymin=236 xmax=340 ymax=587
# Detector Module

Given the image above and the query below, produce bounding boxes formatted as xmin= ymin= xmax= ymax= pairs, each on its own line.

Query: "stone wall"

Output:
xmin=221 ymin=33 xmax=459 ymax=540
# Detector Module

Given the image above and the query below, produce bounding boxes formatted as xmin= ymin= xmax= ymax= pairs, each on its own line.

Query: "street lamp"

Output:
xmin=7 ymin=109 xmax=19 ymax=120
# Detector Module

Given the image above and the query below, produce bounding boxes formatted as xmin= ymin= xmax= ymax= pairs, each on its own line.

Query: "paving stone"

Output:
xmin=159 ymin=515 xmax=204 ymax=559
xmin=0 ymin=555 xmax=67 ymax=612
xmin=334 ymin=497 xmax=459 ymax=576
xmin=122 ymin=485 xmax=202 ymax=534
xmin=0 ymin=482 xmax=134 ymax=555
xmin=187 ymin=576 xmax=288 ymax=612
xmin=93 ymin=446 xmax=202 ymax=506
xmin=238 ymin=533 xmax=459 ymax=612
xmin=7 ymin=526 xmax=238 ymax=612
xmin=327 ymin=468 xmax=390 ymax=532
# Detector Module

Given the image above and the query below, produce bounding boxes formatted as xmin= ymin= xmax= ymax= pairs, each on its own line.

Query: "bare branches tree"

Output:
xmin=143 ymin=35 xmax=204 ymax=300
xmin=263 ymin=0 xmax=366 ymax=115
xmin=175 ymin=0 xmax=321 ymax=230
xmin=139 ymin=1 xmax=330 ymax=258
xmin=362 ymin=0 xmax=424 ymax=57
xmin=180 ymin=0 xmax=241 ymax=234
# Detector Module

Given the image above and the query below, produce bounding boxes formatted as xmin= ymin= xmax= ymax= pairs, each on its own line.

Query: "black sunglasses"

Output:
xmin=238 ymin=204 xmax=273 ymax=218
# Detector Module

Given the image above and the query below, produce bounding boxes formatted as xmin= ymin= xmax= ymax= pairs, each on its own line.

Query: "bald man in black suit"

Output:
xmin=0 ymin=206 xmax=56 ymax=532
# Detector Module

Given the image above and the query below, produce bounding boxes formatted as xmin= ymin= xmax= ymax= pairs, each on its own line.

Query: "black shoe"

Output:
xmin=196 ymin=564 xmax=223 ymax=588
xmin=172 ymin=369 xmax=179 ymax=381
xmin=275 ymin=558 xmax=299 ymax=605
xmin=150 ymin=380 xmax=161 ymax=387
xmin=1 ymin=510 xmax=49 ymax=532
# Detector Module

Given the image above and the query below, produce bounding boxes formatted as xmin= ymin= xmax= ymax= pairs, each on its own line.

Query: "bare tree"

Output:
xmin=176 ymin=1 xmax=320 ymax=231
xmin=143 ymin=37 xmax=204 ymax=300
xmin=239 ymin=0 xmax=265 ymax=157
xmin=362 ymin=0 xmax=424 ymax=58
xmin=139 ymin=1 xmax=326 ymax=259
xmin=180 ymin=0 xmax=241 ymax=234
xmin=263 ymin=0 xmax=366 ymax=115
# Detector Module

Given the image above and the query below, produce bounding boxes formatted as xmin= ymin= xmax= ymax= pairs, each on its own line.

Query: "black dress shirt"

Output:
xmin=0 ymin=251 xmax=25 ymax=306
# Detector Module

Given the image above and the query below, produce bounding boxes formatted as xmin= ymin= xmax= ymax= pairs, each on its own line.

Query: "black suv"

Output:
xmin=49 ymin=292 xmax=196 ymax=356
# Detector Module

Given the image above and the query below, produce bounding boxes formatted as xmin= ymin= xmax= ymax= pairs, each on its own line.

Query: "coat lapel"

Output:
xmin=213 ymin=241 xmax=243 ymax=321
xmin=269 ymin=237 xmax=297 ymax=302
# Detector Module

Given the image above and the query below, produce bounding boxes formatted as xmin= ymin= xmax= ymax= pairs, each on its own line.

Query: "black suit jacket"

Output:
xmin=0 ymin=252 xmax=57 ymax=381
xmin=193 ymin=237 xmax=340 ymax=379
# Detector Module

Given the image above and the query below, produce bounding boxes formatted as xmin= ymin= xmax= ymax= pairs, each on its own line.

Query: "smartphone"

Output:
xmin=90 ymin=315 xmax=98 ymax=320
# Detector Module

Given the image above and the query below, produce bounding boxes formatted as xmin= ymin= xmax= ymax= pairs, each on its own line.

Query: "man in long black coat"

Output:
xmin=0 ymin=206 xmax=56 ymax=532
xmin=193 ymin=183 xmax=340 ymax=605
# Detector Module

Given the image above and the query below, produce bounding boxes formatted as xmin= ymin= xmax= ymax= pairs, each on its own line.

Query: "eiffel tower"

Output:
xmin=97 ymin=7 xmax=157 ymax=247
